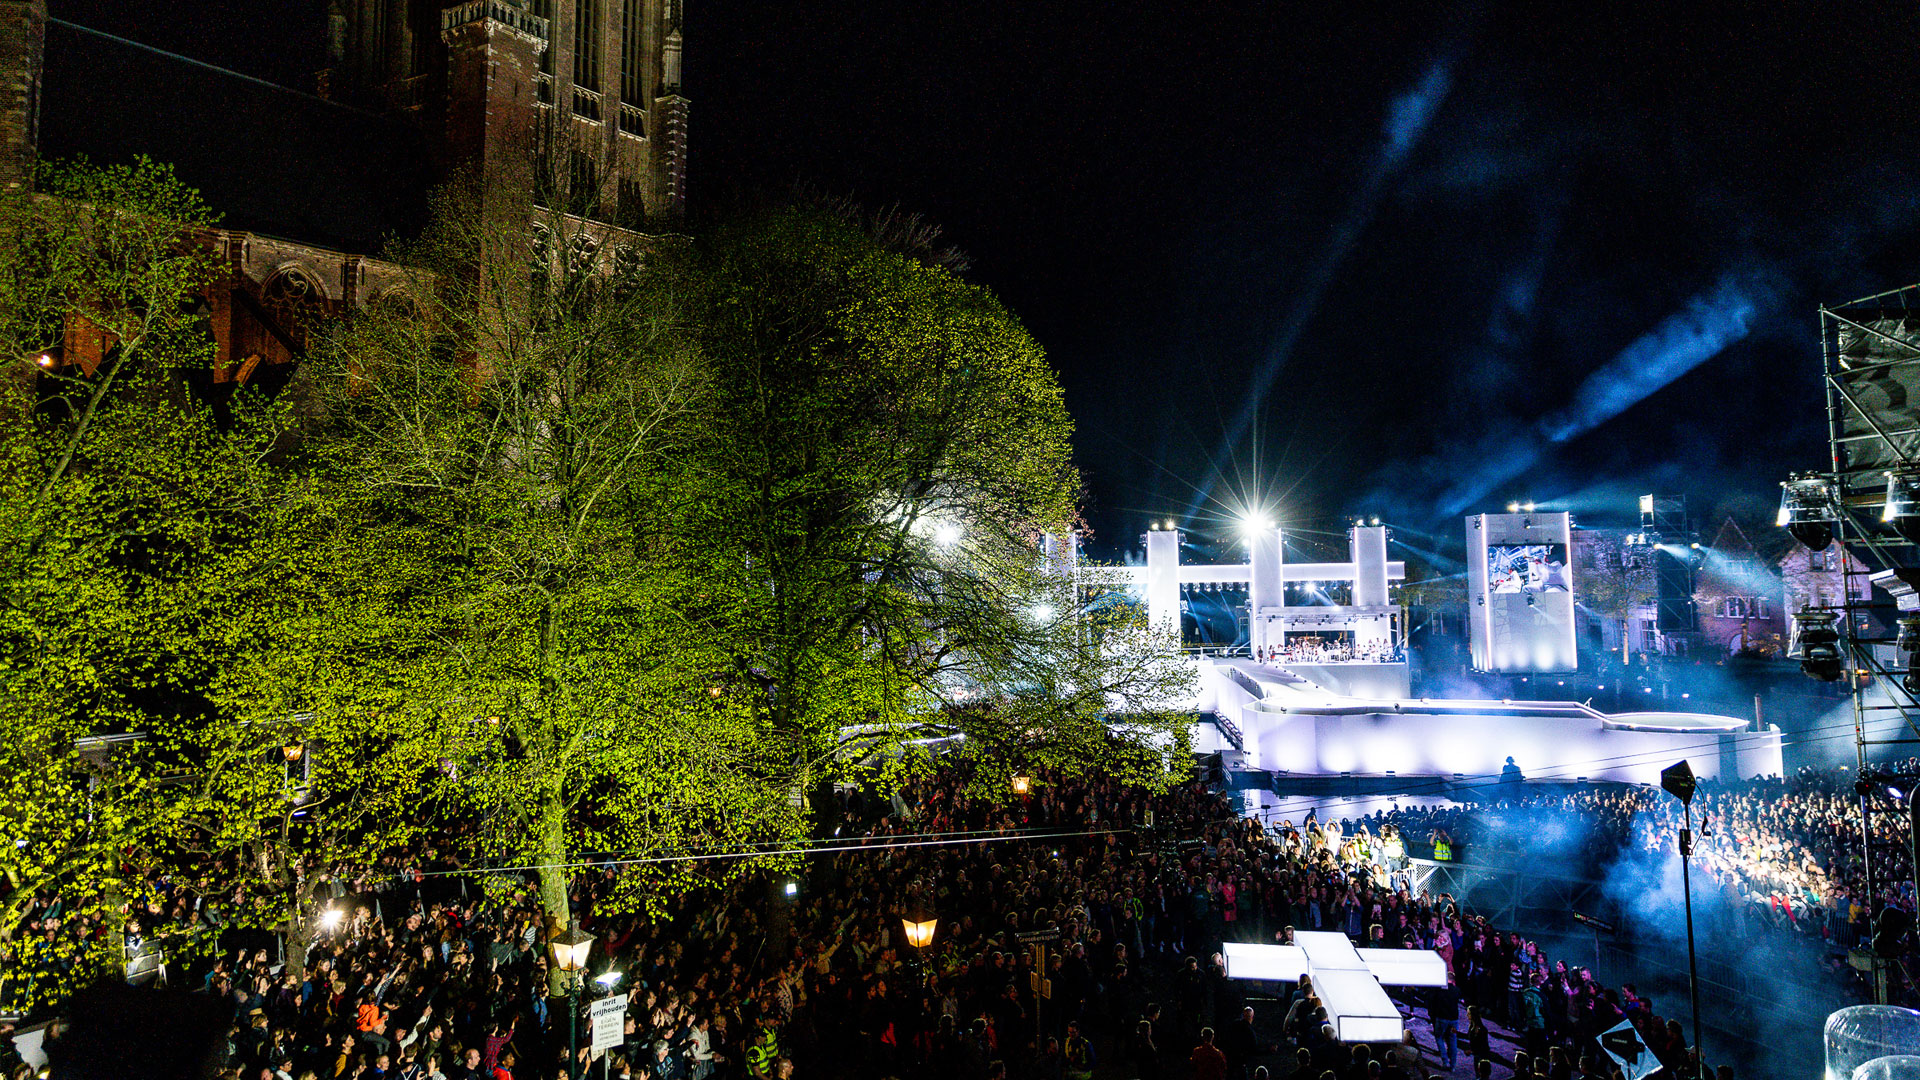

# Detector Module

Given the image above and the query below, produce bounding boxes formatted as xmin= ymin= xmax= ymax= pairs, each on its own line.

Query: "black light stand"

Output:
xmin=1661 ymin=760 xmax=1705 ymax=1078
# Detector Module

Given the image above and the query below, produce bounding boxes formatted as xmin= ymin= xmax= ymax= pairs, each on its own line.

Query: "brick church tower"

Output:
xmin=0 ymin=0 xmax=45 ymax=192
xmin=324 ymin=0 xmax=688 ymax=226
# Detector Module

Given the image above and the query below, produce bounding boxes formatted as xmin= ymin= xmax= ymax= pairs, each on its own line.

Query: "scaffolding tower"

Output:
xmin=1811 ymin=283 xmax=1920 ymax=980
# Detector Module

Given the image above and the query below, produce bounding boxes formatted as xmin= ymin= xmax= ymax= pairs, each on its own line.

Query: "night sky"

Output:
xmin=54 ymin=0 xmax=1920 ymax=559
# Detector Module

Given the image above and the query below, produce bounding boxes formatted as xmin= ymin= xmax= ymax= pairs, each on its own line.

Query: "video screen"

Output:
xmin=1487 ymin=544 xmax=1570 ymax=594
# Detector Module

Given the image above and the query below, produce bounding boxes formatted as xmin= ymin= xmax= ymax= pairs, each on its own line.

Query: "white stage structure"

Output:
xmin=1224 ymin=933 xmax=1447 ymax=1043
xmin=1095 ymin=523 xmax=1408 ymax=657
xmin=1066 ymin=519 xmax=1785 ymax=785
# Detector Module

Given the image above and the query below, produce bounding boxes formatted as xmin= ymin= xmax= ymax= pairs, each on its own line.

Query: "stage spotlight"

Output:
xmin=1506 ymin=502 xmax=1520 ymax=513
xmin=1792 ymin=608 xmax=1844 ymax=682
xmin=1368 ymin=516 xmax=1381 ymax=526
xmin=1777 ymin=474 xmax=1836 ymax=551
xmin=1886 ymin=469 xmax=1920 ymax=544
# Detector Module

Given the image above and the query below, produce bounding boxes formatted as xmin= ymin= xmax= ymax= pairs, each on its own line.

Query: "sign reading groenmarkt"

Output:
xmin=589 ymin=994 xmax=626 ymax=1055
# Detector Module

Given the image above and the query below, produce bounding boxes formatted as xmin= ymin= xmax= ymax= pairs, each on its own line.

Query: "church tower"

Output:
xmin=0 ymin=0 xmax=45 ymax=191
xmin=326 ymin=0 xmax=687 ymax=226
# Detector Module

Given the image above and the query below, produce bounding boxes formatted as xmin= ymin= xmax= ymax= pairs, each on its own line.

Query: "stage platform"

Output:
xmin=1190 ymin=657 xmax=1782 ymax=787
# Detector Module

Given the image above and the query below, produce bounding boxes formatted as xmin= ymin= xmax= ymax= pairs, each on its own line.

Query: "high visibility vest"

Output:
xmin=1434 ymin=840 xmax=1453 ymax=861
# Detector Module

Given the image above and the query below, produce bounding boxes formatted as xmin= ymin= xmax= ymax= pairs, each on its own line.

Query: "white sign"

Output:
xmin=589 ymin=994 xmax=626 ymax=1055
xmin=1598 ymin=1018 xmax=1661 ymax=1080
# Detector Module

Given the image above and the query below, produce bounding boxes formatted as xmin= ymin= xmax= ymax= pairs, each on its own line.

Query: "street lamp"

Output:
xmin=1659 ymin=760 xmax=1704 ymax=1074
xmin=901 ymin=906 xmax=938 ymax=950
xmin=1011 ymin=775 xmax=1031 ymax=797
xmin=549 ymin=926 xmax=595 ymax=1078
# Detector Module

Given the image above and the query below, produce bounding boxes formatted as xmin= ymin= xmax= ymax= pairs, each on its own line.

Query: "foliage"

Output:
xmin=675 ymin=210 xmax=1194 ymax=804
xmin=0 ymin=164 xmax=1196 ymax=1011
xmin=303 ymin=175 xmax=802 ymax=950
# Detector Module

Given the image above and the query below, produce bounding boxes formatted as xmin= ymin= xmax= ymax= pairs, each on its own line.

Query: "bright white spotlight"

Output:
xmin=1030 ymin=604 xmax=1056 ymax=621
xmin=317 ymin=907 xmax=345 ymax=931
xmin=783 ymin=881 xmax=799 ymax=898
xmin=933 ymin=523 xmax=961 ymax=547
xmin=595 ymin=970 xmax=624 ymax=989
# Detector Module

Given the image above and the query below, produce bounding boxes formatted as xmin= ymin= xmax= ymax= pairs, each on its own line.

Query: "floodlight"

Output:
xmin=1899 ymin=615 xmax=1920 ymax=655
xmin=317 ymin=907 xmax=345 ymax=931
xmin=595 ymin=970 xmax=624 ymax=989
xmin=1030 ymin=604 xmax=1056 ymax=621
xmin=933 ymin=523 xmax=962 ymax=547
xmin=1886 ymin=469 xmax=1920 ymax=543
xmin=783 ymin=880 xmax=800 ymax=898
xmin=1507 ymin=502 xmax=1520 ymax=513
xmin=1791 ymin=608 xmax=1844 ymax=682
xmin=1777 ymin=475 xmax=1837 ymax=551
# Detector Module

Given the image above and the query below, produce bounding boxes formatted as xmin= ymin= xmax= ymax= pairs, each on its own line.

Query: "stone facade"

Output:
xmin=0 ymin=0 xmax=43 ymax=191
xmin=0 ymin=0 xmax=685 ymax=390
xmin=329 ymin=0 xmax=686 ymax=226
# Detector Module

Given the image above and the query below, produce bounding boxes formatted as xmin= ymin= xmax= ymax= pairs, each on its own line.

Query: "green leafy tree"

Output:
xmin=303 ymin=175 xmax=800 ymax=972
xmin=676 ymin=210 xmax=1194 ymax=811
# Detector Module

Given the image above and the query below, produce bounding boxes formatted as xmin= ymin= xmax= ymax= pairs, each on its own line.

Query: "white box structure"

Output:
xmin=1223 ymin=933 xmax=1445 ymax=1043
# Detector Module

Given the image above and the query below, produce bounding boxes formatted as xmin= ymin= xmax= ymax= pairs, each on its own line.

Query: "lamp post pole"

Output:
xmin=1679 ymin=799 xmax=1703 ymax=1075
xmin=570 ymin=974 xmax=581 ymax=1080
xmin=1661 ymin=760 xmax=1705 ymax=1078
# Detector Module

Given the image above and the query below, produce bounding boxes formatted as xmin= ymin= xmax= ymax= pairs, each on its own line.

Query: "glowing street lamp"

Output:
xmin=548 ymin=926 xmax=595 ymax=974
xmin=548 ymin=925 xmax=596 ymax=1078
xmin=901 ymin=907 xmax=938 ymax=950
xmin=1011 ymin=775 xmax=1031 ymax=797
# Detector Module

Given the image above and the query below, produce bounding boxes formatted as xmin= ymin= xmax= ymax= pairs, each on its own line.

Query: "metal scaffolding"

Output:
xmin=1815 ymin=284 xmax=1920 ymax=980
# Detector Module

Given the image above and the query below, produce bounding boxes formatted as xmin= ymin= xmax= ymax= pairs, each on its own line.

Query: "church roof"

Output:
xmin=38 ymin=20 xmax=431 ymax=255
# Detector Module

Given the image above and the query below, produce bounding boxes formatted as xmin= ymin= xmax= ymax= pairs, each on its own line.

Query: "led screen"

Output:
xmin=1487 ymin=544 xmax=1570 ymax=594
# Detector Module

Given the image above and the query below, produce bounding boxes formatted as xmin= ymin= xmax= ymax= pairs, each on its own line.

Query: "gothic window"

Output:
xmin=530 ymin=0 xmax=554 ymax=79
xmin=574 ymin=0 xmax=602 ymax=90
xmin=616 ymin=179 xmax=647 ymax=230
xmin=263 ymin=268 xmax=323 ymax=350
xmin=568 ymin=150 xmax=599 ymax=217
xmin=621 ymin=0 xmax=645 ymax=103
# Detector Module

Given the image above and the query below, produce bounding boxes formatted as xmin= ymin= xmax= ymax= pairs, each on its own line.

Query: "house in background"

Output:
xmin=1692 ymin=518 xmax=1788 ymax=656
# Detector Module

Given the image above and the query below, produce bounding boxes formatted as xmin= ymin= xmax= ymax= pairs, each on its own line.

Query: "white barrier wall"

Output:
xmin=1245 ymin=701 xmax=1781 ymax=785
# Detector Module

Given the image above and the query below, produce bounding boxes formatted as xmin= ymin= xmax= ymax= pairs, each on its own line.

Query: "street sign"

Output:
xmin=589 ymin=994 xmax=626 ymax=1055
xmin=1599 ymin=1019 xmax=1660 ymax=1080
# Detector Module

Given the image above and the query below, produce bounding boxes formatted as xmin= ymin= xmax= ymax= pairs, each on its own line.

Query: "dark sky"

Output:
xmin=54 ymin=0 xmax=1920 ymax=559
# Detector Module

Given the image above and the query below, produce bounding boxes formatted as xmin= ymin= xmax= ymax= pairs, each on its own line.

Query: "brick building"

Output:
xmin=1 ymin=0 xmax=686 ymax=388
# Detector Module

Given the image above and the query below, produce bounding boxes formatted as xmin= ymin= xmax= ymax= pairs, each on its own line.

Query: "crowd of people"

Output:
xmin=3 ymin=757 xmax=1794 ymax=1080
xmin=1253 ymin=640 xmax=1404 ymax=666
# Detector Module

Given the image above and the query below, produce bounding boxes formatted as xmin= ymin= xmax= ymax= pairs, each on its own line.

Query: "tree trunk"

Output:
xmin=535 ymin=786 xmax=572 ymax=997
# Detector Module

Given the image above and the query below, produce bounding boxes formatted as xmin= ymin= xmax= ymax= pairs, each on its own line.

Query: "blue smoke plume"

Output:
xmin=1432 ymin=272 xmax=1773 ymax=518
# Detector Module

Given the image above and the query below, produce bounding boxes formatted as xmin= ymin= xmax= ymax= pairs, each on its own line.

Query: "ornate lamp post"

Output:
xmin=549 ymin=926 xmax=595 ymax=1077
